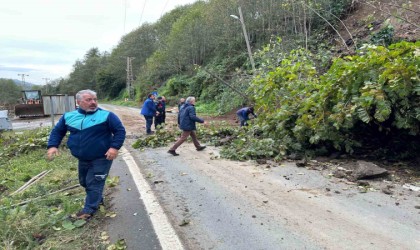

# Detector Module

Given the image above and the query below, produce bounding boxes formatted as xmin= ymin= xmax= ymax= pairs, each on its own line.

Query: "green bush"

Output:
xmin=249 ymin=41 xmax=420 ymax=159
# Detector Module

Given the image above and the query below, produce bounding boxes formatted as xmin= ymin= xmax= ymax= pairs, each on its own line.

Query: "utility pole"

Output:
xmin=126 ymin=57 xmax=135 ymax=99
xmin=18 ymin=74 xmax=29 ymax=90
xmin=230 ymin=7 xmax=256 ymax=73
xmin=42 ymin=78 xmax=50 ymax=93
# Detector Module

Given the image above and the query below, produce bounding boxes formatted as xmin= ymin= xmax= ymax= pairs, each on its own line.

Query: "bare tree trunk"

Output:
xmin=303 ymin=1 xmax=308 ymax=50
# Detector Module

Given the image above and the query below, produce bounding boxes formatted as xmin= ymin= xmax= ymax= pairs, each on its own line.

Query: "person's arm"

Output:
xmin=106 ymin=112 xmax=126 ymax=160
xmin=149 ymin=99 xmax=157 ymax=113
xmin=188 ymin=107 xmax=204 ymax=123
xmin=108 ymin=112 xmax=126 ymax=149
xmin=47 ymin=116 xmax=68 ymax=160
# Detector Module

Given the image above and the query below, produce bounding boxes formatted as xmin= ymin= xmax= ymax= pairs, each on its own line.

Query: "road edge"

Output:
xmin=120 ymin=146 xmax=184 ymax=250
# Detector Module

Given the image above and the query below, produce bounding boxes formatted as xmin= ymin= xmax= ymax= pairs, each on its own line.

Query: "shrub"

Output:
xmin=249 ymin=41 xmax=420 ymax=158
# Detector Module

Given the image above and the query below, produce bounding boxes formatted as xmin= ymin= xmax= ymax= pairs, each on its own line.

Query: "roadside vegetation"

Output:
xmin=134 ymin=40 xmax=420 ymax=161
xmin=0 ymin=129 xmax=123 ymax=249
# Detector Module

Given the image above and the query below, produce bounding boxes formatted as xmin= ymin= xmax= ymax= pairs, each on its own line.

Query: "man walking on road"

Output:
xmin=47 ymin=89 xmax=126 ymax=220
xmin=140 ymin=93 xmax=157 ymax=134
xmin=168 ymin=96 xmax=206 ymax=156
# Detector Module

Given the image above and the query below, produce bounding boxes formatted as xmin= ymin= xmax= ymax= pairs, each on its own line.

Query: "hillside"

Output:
xmin=336 ymin=0 xmax=419 ymax=49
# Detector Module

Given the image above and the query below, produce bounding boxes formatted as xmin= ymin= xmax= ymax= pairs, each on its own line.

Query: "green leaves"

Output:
xmin=249 ymin=40 xmax=420 ymax=156
xmin=62 ymin=219 xmax=86 ymax=230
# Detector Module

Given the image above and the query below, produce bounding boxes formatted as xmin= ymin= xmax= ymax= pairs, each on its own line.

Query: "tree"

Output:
xmin=0 ymin=79 xmax=22 ymax=104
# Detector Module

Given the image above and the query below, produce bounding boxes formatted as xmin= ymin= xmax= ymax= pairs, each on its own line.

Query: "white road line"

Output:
xmin=120 ymin=146 xmax=184 ymax=250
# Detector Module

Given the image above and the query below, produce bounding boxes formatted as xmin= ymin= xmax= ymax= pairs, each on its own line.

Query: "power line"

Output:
xmin=123 ymin=0 xmax=128 ymax=33
xmin=139 ymin=0 xmax=147 ymax=25
xmin=161 ymin=0 xmax=170 ymax=17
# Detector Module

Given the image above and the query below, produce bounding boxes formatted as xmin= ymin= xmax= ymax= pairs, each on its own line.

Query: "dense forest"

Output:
xmin=45 ymin=0 xmax=370 ymax=107
xmin=2 ymin=0 xmax=419 ymax=158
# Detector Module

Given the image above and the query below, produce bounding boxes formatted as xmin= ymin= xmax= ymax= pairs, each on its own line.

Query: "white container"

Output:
xmin=0 ymin=110 xmax=8 ymax=118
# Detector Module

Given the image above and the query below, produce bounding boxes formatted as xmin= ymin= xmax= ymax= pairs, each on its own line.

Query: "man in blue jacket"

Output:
xmin=236 ymin=106 xmax=257 ymax=127
xmin=140 ymin=93 xmax=157 ymax=134
xmin=168 ymin=96 xmax=206 ymax=156
xmin=47 ymin=89 xmax=126 ymax=220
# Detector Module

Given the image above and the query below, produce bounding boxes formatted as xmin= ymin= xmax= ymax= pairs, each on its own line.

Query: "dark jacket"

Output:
xmin=236 ymin=107 xmax=257 ymax=121
xmin=179 ymin=103 xmax=204 ymax=131
xmin=47 ymin=108 xmax=126 ymax=161
xmin=156 ymin=100 xmax=165 ymax=115
xmin=140 ymin=98 xmax=156 ymax=117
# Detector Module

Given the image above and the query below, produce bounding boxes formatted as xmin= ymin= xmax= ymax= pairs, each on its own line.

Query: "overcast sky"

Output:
xmin=0 ymin=0 xmax=198 ymax=86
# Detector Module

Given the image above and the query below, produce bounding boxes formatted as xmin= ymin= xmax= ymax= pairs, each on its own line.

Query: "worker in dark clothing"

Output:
xmin=168 ymin=96 xmax=206 ymax=156
xmin=155 ymin=96 xmax=165 ymax=129
xmin=236 ymin=107 xmax=257 ymax=127
xmin=177 ymin=97 xmax=186 ymax=126
xmin=161 ymin=96 xmax=167 ymax=124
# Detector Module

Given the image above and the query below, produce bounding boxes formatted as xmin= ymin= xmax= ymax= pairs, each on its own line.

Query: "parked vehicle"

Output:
xmin=14 ymin=90 xmax=44 ymax=118
xmin=14 ymin=90 xmax=76 ymax=118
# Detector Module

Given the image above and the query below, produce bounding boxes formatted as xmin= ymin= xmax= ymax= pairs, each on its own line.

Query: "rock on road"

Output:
xmin=101 ymin=104 xmax=420 ymax=250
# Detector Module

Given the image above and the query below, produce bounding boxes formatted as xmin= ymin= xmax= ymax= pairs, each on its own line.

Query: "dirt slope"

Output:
xmin=336 ymin=0 xmax=419 ymax=49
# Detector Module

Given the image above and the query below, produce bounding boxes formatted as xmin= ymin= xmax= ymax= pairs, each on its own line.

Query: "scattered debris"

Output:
xmin=11 ymin=169 xmax=52 ymax=195
xmin=357 ymin=180 xmax=370 ymax=186
xmin=333 ymin=170 xmax=347 ymax=179
xmin=256 ymin=159 xmax=267 ymax=164
xmin=351 ymin=161 xmax=388 ymax=180
xmin=402 ymin=184 xmax=420 ymax=192
xmin=9 ymin=184 xmax=81 ymax=208
xmin=296 ymin=160 xmax=307 ymax=167
xmin=179 ymin=219 xmax=190 ymax=226
xmin=382 ymin=187 xmax=394 ymax=195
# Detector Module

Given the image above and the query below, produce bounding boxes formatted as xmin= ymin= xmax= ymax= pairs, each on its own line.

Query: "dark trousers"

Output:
xmin=155 ymin=115 xmax=164 ymax=129
xmin=78 ymin=157 xmax=112 ymax=214
xmin=237 ymin=114 xmax=248 ymax=126
xmin=170 ymin=130 xmax=201 ymax=151
xmin=144 ymin=115 xmax=154 ymax=133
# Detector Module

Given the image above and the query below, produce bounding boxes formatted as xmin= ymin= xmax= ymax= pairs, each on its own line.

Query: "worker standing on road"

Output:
xmin=47 ymin=89 xmax=126 ymax=220
xmin=161 ymin=96 xmax=167 ymax=124
xmin=177 ymin=97 xmax=186 ymax=126
xmin=236 ymin=106 xmax=257 ymax=127
xmin=178 ymin=98 xmax=186 ymax=111
xmin=155 ymin=96 xmax=165 ymax=129
xmin=168 ymin=96 xmax=206 ymax=156
xmin=140 ymin=93 xmax=157 ymax=135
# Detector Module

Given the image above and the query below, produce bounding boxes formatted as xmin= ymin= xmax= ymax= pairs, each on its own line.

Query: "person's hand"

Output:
xmin=105 ymin=148 xmax=119 ymax=160
xmin=47 ymin=147 xmax=59 ymax=161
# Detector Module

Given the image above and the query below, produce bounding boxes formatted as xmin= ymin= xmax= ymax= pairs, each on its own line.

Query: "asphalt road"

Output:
xmin=127 ymin=146 xmax=420 ymax=250
xmin=11 ymin=104 xmax=420 ymax=249
xmin=100 ymin=103 xmax=419 ymax=250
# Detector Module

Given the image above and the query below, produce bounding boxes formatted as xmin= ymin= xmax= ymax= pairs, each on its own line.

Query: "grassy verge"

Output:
xmin=0 ymin=129 xmax=121 ymax=249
